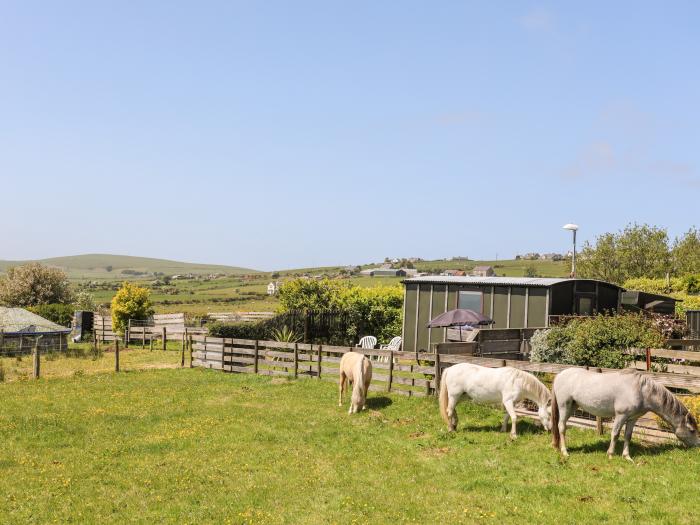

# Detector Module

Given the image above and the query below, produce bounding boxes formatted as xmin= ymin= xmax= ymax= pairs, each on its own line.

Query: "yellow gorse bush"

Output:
xmin=111 ymin=282 xmax=154 ymax=334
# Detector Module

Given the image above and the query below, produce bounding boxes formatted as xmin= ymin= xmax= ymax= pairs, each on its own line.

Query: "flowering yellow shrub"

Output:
xmin=110 ymin=282 xmax=154 ymax=335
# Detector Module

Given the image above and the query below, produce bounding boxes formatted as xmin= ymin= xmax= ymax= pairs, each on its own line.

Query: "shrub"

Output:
xmin=0 ymin=263 xmax=73 ymax=307
xmin=27 ymin=304 xmax=74 ymax=327
xmin=271 ymin=326 xmax=302 ymax=343
xmin=208 ymin=321 xmax=268 ymax=340
xmin=278 ymin=278 xmax=403 ymax=344
xmin=73 ymin=290 xmax=96 ymax=311
xmin=655 ymin=396 xmax=700 ymax=431
xmin=529 ymin=314 xmax=664 ymax=369
xmin=529 ymin=329 xmax=563 ymax=363
xmin=110 ymin=282 xmax=154 ymax=335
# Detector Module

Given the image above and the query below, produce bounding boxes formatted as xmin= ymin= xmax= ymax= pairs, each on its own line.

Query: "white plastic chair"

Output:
xmin=357 ymin=335 xmax=377 ymax=349
xmin=379 ymin=336 xmax=402 ymax=363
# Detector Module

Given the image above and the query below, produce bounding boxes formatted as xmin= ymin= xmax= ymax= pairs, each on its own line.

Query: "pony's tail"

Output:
xmin=551 ymin=390 xmax=560 ymax=450
xmin=352 ymin=357 xmax=366 ymax=398
xmin=439 ymin=369 xmax=450 ymax=426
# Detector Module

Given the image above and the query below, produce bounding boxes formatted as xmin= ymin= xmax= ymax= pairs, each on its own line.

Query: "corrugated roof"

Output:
xmin=402 ymin=276 xmax=572 ymax=287
xmin=0 ymin=307 xmax=71 ymax=334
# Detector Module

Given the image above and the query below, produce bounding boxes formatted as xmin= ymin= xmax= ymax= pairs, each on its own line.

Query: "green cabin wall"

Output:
xmin=402 ymin=280 xmax=621 ymax=352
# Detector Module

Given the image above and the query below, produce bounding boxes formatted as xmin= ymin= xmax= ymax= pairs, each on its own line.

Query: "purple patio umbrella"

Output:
xmin=427 ymin=309 xmax=494 ymax=341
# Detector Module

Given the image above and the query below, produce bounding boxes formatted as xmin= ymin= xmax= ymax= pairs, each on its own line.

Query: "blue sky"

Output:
xmin=1 ymin=1 xmax=698 ymax=270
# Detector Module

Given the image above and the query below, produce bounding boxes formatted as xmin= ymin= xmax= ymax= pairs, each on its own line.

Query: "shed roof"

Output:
xmin=402 ymin=276 xmax=616 ymax=287
xmin=0 ymin=307 xmax=71 ymax=334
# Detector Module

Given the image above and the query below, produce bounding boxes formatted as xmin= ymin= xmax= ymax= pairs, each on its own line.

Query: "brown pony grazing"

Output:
xmin=338 ymin=351 xmax=372 ymax=414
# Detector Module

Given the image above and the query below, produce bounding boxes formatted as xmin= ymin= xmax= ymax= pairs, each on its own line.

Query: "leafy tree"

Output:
xmin=672 ymin=227 xmax=700 ymax=275
xmin=110 ymin=282 xmax=154 ymax=335
xmin=524 ymin=264 xmax=539 ymax=278
xmin=0 ymin=263 xmax=74 ymax=307
xmin=577 ymin=224 xmax=670 ymax=283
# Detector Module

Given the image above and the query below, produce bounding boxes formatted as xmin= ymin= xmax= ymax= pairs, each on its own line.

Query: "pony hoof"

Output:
xmin=623 ymin=455 xmax=634 ymax=463
xmin=510 ymin=434 xmax=518 ymax=440
xmin=607 ymin=453 xmax=614 ymax=460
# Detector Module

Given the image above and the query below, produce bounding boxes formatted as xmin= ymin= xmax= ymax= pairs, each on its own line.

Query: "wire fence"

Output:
xmin=0 ymin=334 xmax=191 ymax=383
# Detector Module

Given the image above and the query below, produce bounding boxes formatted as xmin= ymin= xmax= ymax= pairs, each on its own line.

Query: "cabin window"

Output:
xmin=577 ymin=296 xmax=594 ymax=316
xmin=458 ymin=291 xmax=482 ymax=312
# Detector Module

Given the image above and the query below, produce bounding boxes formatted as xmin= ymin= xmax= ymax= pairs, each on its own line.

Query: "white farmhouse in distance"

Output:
xmin=267 ymin=282 xmax=280 ymax=296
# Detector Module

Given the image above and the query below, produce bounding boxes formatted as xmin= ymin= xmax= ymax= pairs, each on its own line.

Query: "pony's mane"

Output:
xmin=513 ymin=368 xmax=550 ymax=404
xmin=622 ymin=369 xmax=695 ymax=427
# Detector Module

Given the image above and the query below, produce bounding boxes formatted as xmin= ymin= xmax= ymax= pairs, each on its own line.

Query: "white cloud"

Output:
xmin=519 ymin=7 xmax=555 ymax=33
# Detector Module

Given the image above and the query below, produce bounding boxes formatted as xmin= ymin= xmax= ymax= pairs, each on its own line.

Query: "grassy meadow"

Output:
xmin=1 ymin=369 xmax=698 ymax=524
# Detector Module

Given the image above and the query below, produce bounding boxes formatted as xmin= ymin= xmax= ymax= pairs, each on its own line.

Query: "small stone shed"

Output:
xmin=0 ymin=307 xmax=71 ymax=355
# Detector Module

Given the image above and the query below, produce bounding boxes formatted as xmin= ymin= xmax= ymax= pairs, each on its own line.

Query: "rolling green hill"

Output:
xmin=0 ymin=254 xmax=258 ymax=280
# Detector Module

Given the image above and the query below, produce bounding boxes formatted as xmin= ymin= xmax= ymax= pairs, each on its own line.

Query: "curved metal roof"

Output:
xmin=402 ymin=276 xmax=621 ymax=288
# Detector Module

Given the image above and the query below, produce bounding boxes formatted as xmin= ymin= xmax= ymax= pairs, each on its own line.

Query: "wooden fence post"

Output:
xmin=94 ymin=331 xmax=99 ymax=352
xmin=221 ymin=338 xmax=226 ymax=372
xmin=645 ymin=348 xmax=651 ymax=371
xmin=149 ymin=336 xmax=153 ymax=352
xmin=181 ymin=329 xmax=187 ymax=367
xmin=142 ymin=326 xmax=146 ymax=349
xmin=162 ymin=327 xmax=167 ymax=351
xmin=316 ymin=345 xmax=322 ymax=379
xmin=254 ymin=340 xmax=259 ymax=374
xmin=125 ymin=319 xmax=130 ymax=349
xmin=388 ymin=350 xmax=394 ymax=392
xmin=188 ymin=335 xmax=194 ymax=368
xmin=33 ymin=337 xmax=41 ymax=379
xmin=294 ymin=343 xmax=299 ymax=378
xmin=434 ymin=352 xmax=441 ymax=396
xmin=115 ymin=340 xmax=120 ymax=372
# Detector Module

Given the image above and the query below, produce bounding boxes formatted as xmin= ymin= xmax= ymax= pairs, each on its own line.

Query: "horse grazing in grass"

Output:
xmin=552 ymin=368 xmax=700 ymax=461
xmin=338 ymin=351 xmax=372 ymax=414
xmin=439 ymin=363 xmax=551 ymax=437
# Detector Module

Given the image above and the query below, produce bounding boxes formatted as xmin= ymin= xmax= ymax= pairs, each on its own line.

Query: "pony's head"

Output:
xmin=538 ymin=403 xmax=552 ymax=431
xmin=675 ymin=412 xmax=700 ymax=447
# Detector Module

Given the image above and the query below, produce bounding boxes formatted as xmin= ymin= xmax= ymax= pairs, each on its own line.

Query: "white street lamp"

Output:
xmin=563 ymin=223 xmax=579 ymax=277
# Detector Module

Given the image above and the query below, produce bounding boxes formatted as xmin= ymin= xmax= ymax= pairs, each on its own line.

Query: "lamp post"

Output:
xmin=563 ymin=223 xmax=579 ymax=277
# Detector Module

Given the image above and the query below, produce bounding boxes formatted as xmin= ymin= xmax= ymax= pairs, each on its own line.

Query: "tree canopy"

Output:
xmin=0 ymin=263 xmax=74 ymax=307
xmin=577 ymin=223 xmax=699 ymax=284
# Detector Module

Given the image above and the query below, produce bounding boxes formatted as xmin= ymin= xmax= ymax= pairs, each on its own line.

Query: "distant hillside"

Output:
xmin=0 ymin=254 xmax=258 ymax=280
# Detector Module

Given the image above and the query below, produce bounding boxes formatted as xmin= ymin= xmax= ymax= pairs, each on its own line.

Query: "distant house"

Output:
xmin=471 ymin=265 xmax=495 ymax=277
xmin=267 ymin=282 xmax=280 ymax=295
xmin=441 ymin=269 xmax=466 ymax=277
xmin=360 ymin=268 xmax=406 ymax=277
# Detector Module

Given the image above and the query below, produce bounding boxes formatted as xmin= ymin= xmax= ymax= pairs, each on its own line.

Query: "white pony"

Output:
xmin=552 ymin=368 xmax=700 ymax=460
xmin=338 ymin=351 xmax=373 ymax=414
xmin=439 ymin=363 xmax=551 ymax=437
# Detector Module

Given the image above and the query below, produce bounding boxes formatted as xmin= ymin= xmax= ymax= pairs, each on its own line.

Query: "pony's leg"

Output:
xmin=607 ymin=414 xmax=627 ymax=459
xmin=338 ymin=371 xmax=345 ymax=407
xmin=503 ymin=399 xmax=518 ymax=438
xmin=501 ymin=412 xmax=510 ymax=432
xmin=363 ymin=375 xmax=371 ymax=410
xmin=446 ymin=394 xmax=459 ymax=431
xmin=622 ymin=417 xmax=638 ymax=462
xmin=558 ymin=402 xmax=574 ymax=457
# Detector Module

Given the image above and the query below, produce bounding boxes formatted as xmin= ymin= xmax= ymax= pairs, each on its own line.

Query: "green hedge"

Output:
xmin=207 ymin=321 xmax=268 ymax=340
xmin=27 ymin=304 xmax=74 ymax=328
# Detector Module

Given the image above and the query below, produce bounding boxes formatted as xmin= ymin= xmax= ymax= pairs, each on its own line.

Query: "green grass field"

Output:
xmin=0 ymin=254 xmax=256 ymax=280
xmin=1 ymin=369 xmax=697 ymax=524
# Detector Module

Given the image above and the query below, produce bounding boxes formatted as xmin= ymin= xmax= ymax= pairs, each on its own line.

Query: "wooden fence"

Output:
xmin=191 ymin=336 xmax=700 ymax=444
